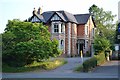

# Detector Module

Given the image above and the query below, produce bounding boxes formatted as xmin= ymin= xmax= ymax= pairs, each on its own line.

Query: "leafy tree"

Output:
xmin=89 ymin=4 xmax=116 ymax=50
xmin=2 ymin=19 xmax=61 ymax=67
xmin=94 ymin=37 xmax=111 ymax=52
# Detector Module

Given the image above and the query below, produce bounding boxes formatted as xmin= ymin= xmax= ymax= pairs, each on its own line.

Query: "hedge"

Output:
xmin=94 ymin=52 xmax=106 ymax=65
xmin=83 ymin=52 xmax=106 ymax=72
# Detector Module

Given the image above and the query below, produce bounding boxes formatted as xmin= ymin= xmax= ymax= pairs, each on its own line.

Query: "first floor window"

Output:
xmin=54 ymin=24 xmax=59 ymax=33
xmin=61 ymin=40 xmax=64 ymax=49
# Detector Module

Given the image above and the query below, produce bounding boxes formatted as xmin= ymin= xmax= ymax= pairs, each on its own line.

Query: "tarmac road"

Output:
xmin=2 ymin=58 xmax=120 ymax=80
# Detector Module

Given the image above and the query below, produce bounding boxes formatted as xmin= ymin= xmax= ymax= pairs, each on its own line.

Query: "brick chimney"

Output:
xmin=37 ymin=7 xmax=42 ymax=15
xmin=33 ymin=8 xmax=37 ymax=15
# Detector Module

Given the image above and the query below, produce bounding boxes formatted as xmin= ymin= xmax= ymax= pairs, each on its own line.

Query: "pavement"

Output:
xmin=2 ymin=57 xmax=120 ymax=80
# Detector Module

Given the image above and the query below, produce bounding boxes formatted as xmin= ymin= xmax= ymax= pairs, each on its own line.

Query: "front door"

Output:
xmin=77 ymin=39 xmax=85 ymax=56
xmin=80 ymin=44 xmax=83 ymax=53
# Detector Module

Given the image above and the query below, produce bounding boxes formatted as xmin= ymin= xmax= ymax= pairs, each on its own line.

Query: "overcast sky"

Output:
xmin=0 ymin=0 xmax=119 ymax=33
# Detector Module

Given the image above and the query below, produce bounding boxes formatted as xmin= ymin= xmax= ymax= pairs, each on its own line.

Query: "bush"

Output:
xmin=83 ymin=57 xmax=97 ymax=72
xmin=82 ymin=52 xmax=106 ymax=72
xmin=94 ymin=52 xmax=106 ymax=65
xmin=2 ymin=20 xmax=61 ymax=67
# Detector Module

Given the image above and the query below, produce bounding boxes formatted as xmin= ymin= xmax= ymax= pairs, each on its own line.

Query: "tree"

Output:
xmin=2 ymin=19 xmax=61 ymax=67
xmin=94 ymin=37 xmax=111 ymax=52
xmin=89 ymin=4 xmax=116 ymax=50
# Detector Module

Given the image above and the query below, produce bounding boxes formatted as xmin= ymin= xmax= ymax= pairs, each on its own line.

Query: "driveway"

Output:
xmin=47 ymin=57 xmax=90 ymax=73
xmin=2 ymin=58 xmax=119 ymax=80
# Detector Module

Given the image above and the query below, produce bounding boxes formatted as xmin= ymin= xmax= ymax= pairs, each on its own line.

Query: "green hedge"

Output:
xmin=83 ymin=57 xmax=97 ymax=72
xmin=94 ymin=52 xmax=106 ymax=65
xmin=82 ymin=52 xmax=106 ymax=72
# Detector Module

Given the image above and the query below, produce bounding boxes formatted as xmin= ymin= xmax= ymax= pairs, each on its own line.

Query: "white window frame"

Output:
xmin=61 ymin=23 xmax=65 ymax=33
xmin=51 ymin=14 xmax=61 ymax=21
xmin=31 ymin=16 xmax=40 ymax=22
xmin=54 ymin=23 xmax=59 ymax=33
xmin=85 ymin=25 xmax=88 ymax=36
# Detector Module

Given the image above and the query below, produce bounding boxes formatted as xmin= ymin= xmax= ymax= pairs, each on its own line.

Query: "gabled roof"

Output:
xmin=41 ymin=11 xmax=54 ymax=22
xmin=28 ymin=14 xmax=45 ymax=22
xmin=55 ymin=11 xmax=67 ymax=22
xmin=57 ymin=11 xmax=78 ymax=23
xmin=42 ymin=11 xmax=78 ymax=23
xmin=28 ymin=10 xmax=94 ymax=25
xmin=74 ymin=14 xmax=91 ymax=24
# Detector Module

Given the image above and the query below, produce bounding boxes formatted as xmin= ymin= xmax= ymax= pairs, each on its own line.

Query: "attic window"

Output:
xmin=31 ymin=16 xmax=40 ymax=22
xmin=51 ymin=14 xmax=61 ymax=21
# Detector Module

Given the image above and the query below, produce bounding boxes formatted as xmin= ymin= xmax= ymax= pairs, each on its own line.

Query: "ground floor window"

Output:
xmin=60 ymin=40 xmax=64 ymax=49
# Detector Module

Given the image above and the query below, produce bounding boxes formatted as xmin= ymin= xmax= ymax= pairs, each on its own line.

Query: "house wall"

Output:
xmin=65 ymin=23 xmax=68 ymax=56
xmin=85 ymin=16 xmax=95 ymax=56
xmin=77 ymin=25 xmax=85 ymax=39
xmin=46 ymin=24 xmax=51 ymax=32
xmin=47 ymin=23 xmax=66 ymax=54
xmin=76 ymin=16 xmax=95 ymax=56
xmin=65 ymin=22 xmax=71 ymax=57
xmin=71 ymin=23 xmax=77 ymax=56
xmin=46 ymin=17 xmax=94 ymax=57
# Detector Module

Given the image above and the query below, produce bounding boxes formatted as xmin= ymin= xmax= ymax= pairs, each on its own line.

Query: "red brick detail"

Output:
xmin=71 ymin=23 xmax=77 ymax=56
xmin=77 ymin=25 xmax=85 ymax=38
xmin=65 ymin=23 xmax=68 ymax=55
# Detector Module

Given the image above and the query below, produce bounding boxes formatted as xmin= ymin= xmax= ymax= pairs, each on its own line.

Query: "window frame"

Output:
xmin=54 ymin=23 xmax=59 ymax=33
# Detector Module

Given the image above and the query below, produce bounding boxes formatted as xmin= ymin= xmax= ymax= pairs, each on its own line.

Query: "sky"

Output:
xmin=0 ymin=0 xmax=120 ymax=33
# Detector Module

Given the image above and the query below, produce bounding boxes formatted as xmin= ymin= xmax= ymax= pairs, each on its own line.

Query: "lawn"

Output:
xmin=2 ymin=58 xmax=67 ymax=73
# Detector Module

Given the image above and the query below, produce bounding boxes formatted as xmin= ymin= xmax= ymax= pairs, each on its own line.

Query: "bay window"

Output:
xmin=54 ymin=24 xmax=59 ymax=33
xmin=51 ymin=22 xmax=65 ymax=33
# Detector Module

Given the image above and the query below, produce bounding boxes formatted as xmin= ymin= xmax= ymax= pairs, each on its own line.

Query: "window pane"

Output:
xmin=54 ymin=24 xmax=59 ymax=33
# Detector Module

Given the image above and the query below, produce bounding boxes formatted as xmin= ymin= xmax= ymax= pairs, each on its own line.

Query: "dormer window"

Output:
xmin=31 ymin=16 xmax=40 ymax=22
xmin=51 ymin=14 xmax=61 ymax=21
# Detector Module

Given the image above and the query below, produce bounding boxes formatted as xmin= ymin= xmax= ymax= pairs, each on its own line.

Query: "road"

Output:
xmin=2 ymin=58 xmax=120 ymax=80
xmin=92 ymin=61 xmax=119 ymax=74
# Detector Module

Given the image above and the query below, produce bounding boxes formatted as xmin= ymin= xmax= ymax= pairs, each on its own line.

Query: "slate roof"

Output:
xmin=57 ymin=11 xmax=78 ymax=23
xmin=28 ymin=14 xmax=45 ymax=22
xmin=74 ymin=14 xmax=91 ymax=24
xmin=29 ymin=10 xmax=92 ymax=25
xmin=41 ymin=11 xmax=78 ymax=23
xmin=42 ymin=11 xmax=54 ymax=22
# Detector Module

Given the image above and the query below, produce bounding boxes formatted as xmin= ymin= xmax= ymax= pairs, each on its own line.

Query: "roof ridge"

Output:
xmin=74 ymin=13 xmax=90 ymax=16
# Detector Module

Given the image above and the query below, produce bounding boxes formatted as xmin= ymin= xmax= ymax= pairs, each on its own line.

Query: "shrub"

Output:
xmin=83 ymin=57 xmax=97 ymax=72
xmin=82 ymin=52 xmax=106 ymax=72
xmin=2 ymin=20 xmax=61 ymax=67
xmin=94 ymin=52 xmax=106 ymax=65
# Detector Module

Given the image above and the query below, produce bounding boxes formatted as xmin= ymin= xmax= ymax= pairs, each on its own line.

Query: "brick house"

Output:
xmin=28 ymin=8 xmax=96 ymax=57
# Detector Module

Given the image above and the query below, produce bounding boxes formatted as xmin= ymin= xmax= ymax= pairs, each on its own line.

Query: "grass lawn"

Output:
xmin=2 ymin=58 xmax=67 ymax=73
